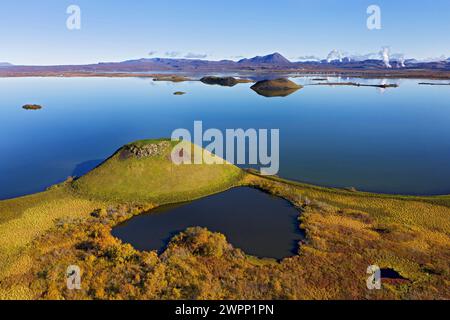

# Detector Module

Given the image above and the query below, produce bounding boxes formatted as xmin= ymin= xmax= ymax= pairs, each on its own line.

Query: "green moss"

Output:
xmin=72 ymin=139 xmax=244 ymax=204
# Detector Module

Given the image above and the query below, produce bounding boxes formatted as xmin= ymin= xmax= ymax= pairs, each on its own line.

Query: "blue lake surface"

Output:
xmin=1 ymin=76 xmax=450 ymax=199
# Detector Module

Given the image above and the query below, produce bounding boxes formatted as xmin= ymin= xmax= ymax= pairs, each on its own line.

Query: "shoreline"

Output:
xmin=1 ymin=69 xmax=450 ymax=80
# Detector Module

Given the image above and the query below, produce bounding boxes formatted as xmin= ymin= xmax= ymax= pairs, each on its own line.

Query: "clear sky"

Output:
xmin=1 ymin=0 xmax=449 ymax=65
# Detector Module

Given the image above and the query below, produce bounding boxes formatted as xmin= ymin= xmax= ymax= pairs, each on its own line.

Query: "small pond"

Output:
xmin=112 ymin=187 xmax=304 ymax=259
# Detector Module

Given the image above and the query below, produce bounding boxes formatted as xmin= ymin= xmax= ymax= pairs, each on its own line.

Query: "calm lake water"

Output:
xmin=1 ymin=76 xmax=450 ymax=199
xmin=112 ymin=187 xmax=303 ymax=259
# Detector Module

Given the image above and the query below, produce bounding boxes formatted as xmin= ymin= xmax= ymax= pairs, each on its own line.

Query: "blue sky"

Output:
xmin=1 ymin=0 xmax=449 ymax=65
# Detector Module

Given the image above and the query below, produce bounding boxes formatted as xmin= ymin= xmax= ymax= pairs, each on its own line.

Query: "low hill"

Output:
xmin=72 ymin=139 xmax=243 ymax=203
xmin=251 ymin=78 xmax=302 ymax=97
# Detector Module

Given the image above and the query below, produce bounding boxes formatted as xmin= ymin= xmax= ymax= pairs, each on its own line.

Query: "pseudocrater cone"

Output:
xmin=251 ymin=78 xmax=302 ymax=97
xmin=72 ymin=139 xmax=243 ymax=203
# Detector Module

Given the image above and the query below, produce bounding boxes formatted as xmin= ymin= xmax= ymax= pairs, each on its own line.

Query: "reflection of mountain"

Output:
xmin=251 ymin=78 xmax=302 ymax=97
xmin=252 ymin=88 xmax=299 ymax=98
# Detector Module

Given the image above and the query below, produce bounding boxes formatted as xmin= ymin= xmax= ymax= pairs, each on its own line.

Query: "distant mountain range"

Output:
xmin=237 ymin=52 xmax=292 ymax=65
xmin=1 ymin=53 xmax=450 ymax=75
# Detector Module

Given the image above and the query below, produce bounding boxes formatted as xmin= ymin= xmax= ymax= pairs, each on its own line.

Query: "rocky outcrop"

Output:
xmin=122 ymin=141 xmax=170 ymax=159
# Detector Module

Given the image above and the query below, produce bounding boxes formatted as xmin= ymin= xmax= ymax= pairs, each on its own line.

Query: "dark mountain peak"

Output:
xmin=238 ymin=52 xmax=291 ymax=65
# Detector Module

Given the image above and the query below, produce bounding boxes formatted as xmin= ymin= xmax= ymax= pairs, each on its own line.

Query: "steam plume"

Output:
xmin=326 ymin=49 xmax=342 ymax=63
xmin=380 ymin=47 xmax=392 ymax=68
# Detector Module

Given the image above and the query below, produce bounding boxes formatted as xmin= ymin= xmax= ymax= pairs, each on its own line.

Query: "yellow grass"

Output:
xmin=0 ymin=141 xmax=449 ymax=299
xmin=0 ymin=187 xmax=104 ymax=299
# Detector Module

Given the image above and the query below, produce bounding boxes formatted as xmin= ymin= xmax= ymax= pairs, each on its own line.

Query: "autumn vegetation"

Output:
xmin=0 ymin=139 xmax=449 ymax=299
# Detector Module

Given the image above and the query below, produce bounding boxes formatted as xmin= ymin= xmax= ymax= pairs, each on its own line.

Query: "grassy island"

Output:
xmin=251 ymin=79 xmax=302 ymax=97
xmin=0 ymin=139 xmax=449 ymax=300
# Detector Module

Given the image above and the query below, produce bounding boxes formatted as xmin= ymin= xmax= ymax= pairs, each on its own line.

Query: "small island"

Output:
xmin=418 ymin=82 xmax=450 ymax=86
xmin=313 ymin=82 xmax=398 ymax=88
xmin=173 ymin=91 xmax=186 ymax=95
xmin=152 ymin=75 xmax=192 ymax=82
xmin=200 ymin=76 xmax=253 ymax=87
xmin=251 ymin=78 xmax=302 ymax=97
xmin=22 ymin=104 xmax=42 ymax=110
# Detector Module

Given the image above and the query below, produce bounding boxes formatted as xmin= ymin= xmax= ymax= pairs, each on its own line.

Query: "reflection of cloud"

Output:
xmin=148 ymin=51 xmax=158 ymax=56
xmin=184 ymin=52 xmax=207 ymax=59
xmin=165 ymin=51 xmax=181 ymax=57
xmin=378 ymin=79 xmax=387 ymax=94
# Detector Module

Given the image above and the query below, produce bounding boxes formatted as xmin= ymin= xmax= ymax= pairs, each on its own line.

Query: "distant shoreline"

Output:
xmin=1 ymin=69 xmax=450 ymax=80
xmin=2 ymin=52 xmax=449 ymax=80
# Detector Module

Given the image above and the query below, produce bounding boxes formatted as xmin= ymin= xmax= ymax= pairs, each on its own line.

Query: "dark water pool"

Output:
xmin=381 ymin=268 xmax=406 ymax=280
xmin=112 ymin=187 xmax=304 ymax=259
